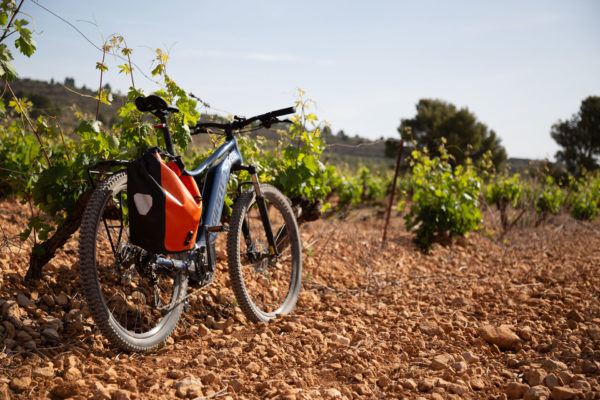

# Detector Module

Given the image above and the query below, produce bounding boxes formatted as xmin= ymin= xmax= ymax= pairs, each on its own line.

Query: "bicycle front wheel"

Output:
xmin=227 ymin=184 xmax=302 ymax=322
xmin=79 ymin=171 xmax=188 ymax=352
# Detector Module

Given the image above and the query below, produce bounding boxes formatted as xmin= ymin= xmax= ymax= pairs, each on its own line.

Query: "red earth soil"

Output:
xmin=0 ymin=197 xmax=599 ymax=399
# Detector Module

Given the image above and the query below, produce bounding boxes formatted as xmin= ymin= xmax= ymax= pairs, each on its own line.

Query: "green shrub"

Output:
xmin=535 ymin=176 xmax=565 ymax=217
xmin=569 ymin=173 xmax=600 ymax=221
xmin=485 ymin=173 xmax=523 ymax=231
xmin=405 ymin=144 xmax=482 ymax=251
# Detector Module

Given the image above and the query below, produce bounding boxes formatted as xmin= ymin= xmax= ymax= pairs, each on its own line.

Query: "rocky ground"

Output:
xmin=0 ymin=196 xmax=599 ymax=400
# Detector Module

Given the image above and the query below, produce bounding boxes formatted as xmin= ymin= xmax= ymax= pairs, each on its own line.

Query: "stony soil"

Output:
xmin=0 ymin=197 xmax=599 ymax=400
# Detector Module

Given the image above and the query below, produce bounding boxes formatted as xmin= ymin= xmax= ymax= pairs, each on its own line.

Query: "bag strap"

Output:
xmin=146 ymin=146 xmax=185 ymax=172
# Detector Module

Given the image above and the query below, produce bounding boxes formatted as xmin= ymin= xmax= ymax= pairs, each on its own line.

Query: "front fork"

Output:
xmin=237 ymin=164 xmax=279 ymax=257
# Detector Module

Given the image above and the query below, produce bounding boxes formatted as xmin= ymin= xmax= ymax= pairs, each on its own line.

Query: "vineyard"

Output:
xmin=1 ymin=2 xmax=600 ymax=398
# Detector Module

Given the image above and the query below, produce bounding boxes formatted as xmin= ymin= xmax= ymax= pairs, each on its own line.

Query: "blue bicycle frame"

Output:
xmin=184 ymin=137 xmax=242 ymax=249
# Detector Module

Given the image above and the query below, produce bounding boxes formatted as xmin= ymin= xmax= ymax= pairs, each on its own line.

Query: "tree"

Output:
xmin=396 ymin=99 xmax=506 ymax=168
xmin=551 ymin=96 xmax=600 ymax=176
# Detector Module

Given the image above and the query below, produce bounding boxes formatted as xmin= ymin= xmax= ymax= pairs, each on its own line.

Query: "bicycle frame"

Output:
xmin=184 ymin=137 xmax=242 ymax=249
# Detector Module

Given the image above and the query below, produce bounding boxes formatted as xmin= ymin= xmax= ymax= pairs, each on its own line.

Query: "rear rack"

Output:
xmin=87 ymin=159 xmax=130 ymax=189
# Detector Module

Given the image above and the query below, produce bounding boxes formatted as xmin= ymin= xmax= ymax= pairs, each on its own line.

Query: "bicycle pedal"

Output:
xmin=206 ymin=225 xmax=229 ymax=232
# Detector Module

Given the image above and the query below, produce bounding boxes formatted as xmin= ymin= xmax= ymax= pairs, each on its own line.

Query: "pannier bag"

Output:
xmin=127 ymin=147 xmax=202 ymax=254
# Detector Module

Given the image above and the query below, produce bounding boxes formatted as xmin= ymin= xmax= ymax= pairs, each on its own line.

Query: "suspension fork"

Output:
xmin=235 ymin=164 xmax=279 ymax=256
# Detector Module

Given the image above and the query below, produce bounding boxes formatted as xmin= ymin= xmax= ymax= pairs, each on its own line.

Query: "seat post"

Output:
xmin=157 ymin=112 xmax=176 ymax=156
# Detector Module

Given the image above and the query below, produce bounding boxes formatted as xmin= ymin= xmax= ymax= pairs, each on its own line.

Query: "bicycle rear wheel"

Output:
xmin=227 ymin=184 xmax=302 ymax=322
xmin=79 ymin=171 xmax=188 ymax=352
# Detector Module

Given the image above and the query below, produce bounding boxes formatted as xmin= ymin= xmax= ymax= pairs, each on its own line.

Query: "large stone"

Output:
xmin=175 ymin=376 xmax=203 ymax=398
xmin=92 ymin=381 xmax=111 ymax=400
xmin=462 ymin=351 xmax=480 ymax=364
xmin=51 ymin=381 xmax=81 ymax=399
xmin=505 ymin=382 xmax=529 ymax=399
xmin=0 ymin=383 xmax=9 ymax=399
xmin=551 ymin=386 xmax=581 ymax=400
xmin=542 ymin=359 xmax=568 ymax=372
xmin=16 ymin=293 xmax=34 ymax=308
xmin=323 ymin=388 xmax=342 ymax=398
xmin=64 ymin=367 xmax=82 ymax=381
xmin=419 ymin=320 xmax=443 ymax=336
xmin=566 ymin=309 xmax=584 ymax=322
xmin=543 ymin=373 xmax=561 ymax=390
xmin=524 ymin=385 xmax=550 ymax=400
xmin=9 ymin=376 xmax=31 ymax=392
xmin=525 ymin=369 xmax=546 ymax=387
xmin=478 ymin=325 xmax=521 ymax=350
xmin=430 ymin=354 xmax=453 ymax=370
xmin=447 ymin=382 xmax=469 ymax=395
xmin=418 ymin=377 xmax=437 ymax=392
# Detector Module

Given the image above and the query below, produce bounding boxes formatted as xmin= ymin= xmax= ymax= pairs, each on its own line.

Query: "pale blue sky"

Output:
xmin=14 ymin=0 xmax=600 ymax=159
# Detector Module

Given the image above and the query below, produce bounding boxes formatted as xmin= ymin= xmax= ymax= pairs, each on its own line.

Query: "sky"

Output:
xmin=12 ymin=0 xmax=600 ymax=160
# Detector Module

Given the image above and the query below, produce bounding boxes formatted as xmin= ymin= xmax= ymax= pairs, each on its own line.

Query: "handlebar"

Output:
xmin=193 ymin=106 xmax=295 ymax=136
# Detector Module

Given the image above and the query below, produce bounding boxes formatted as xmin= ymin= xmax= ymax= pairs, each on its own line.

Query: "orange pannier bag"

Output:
xmin=127 ymin=147 xmax=202 ymax=254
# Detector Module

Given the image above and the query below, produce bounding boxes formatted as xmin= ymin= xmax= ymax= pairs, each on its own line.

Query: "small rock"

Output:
xmin=42 ymin=328 xmax=60 ymax=340
xmin=447 ymin=382 xmax=469 ymax=395
xmin=323 ymin=388 xmax=342 ymax=398
xmin=430 ymin=353 xmax=453 ymax=370
xmin=2 ymin=321 xmax=15 ymax=339
xmin=201 ymin=372 xmax=219 ymax=385
xmin=33 ymin=365 xmax=55 ymax=378
xmin=41 ymin=296 xmax=58 ymax=311
xmin=23 ymin=340 xmax=36 ymax=351
xmin=92 ymin=381 xmax=111 ymax=400
xmin=206 ymin=356 xmax=218 ymax=367
xmin=281 ymin=322 xmax=297 ymax=332
xmin=110 ymin=389 xmax=132 ymax=400
xmin=330 ymin=333 xmax=350 ymax=346
xmin=246 ymin=361 xmax=261 ymax=374
xmin=479 ymin=325 xmax=521 ymax=350
xmin=9 ymin=376 xmax=31 ymax=392
xmin=557 ymin=371 xmax=573 ymax=385
xmin=524 ymin=385 xmax=550 ymax=400
xmin=551 ymin=386 xmax=581 ymax=400
xmin=16 ymin=293 xmax=34 ymax=308
xmin=518 ymin=326 xmax=533 ymax=341
xmin=418 ymin=377 xmax=436 ymax=392
xmin=566 ymin=309 xmax=584 ymax=323
xmin=15 ymin=329 xmax=32 ymax=343
xmin=505 ymin=381 xmax=529 ymax=399
xmin=453 ymin=361 xmax=468 ymax=373
xmin=198 ymin=324 xmax=210 ymax=337
xmin=51 ymin=381 xmax=80 ymax=399
xmin=462 ymin=351 xmax=480 ymax=364
xmin=526 ymin=369 xmax=546 ymax=387
xmin=543 ymin=373 xmax=561 ymax=389
xmin=581 ymin=360 xmax=598 ymax=374
xmin=377 ymin=375 xmax=391 ymax=388
xmin=400 ymin=378 xmax=418 ymax=391
xmin=572 ymin=380 xmax=591 ymax=392
xmin=64 ymin=367 xmax=82 ymax=381
xmin=0 ymin=383 xmax=9 ymax=399
xmin=55 ymin=292 xmax=69 ymax=307
xmin=167 ymin=369 xmax=185 ymax=379
xmin=419 ymin=320 xmax=442 ymax=336
xmin=175 ymin=376 xmax=203 ymax=398
xmin=470 ymin=377 xmax=485 ymax=390
xmin=542 ymin=359 xmax=568 ymax=372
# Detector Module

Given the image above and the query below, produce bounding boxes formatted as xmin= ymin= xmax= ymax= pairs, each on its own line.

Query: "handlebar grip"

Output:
xmin=268 ymin=106 xmax=296 ymax=118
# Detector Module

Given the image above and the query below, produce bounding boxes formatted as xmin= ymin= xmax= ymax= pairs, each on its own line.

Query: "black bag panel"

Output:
xmin=127 ymin=148 xmax=167 ymax=254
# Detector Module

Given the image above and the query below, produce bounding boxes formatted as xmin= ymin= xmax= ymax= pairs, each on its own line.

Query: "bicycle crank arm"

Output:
xmin=155 ymin=257 xmax=195 ymax=273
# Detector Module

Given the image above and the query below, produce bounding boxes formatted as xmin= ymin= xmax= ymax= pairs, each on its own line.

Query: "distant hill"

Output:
xmin=5 ymin=77 xmax=126 ymax=132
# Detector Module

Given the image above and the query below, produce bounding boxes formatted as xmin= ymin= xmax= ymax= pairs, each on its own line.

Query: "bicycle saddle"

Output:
xmin=135 ymin=95 xmax=179 ymax=114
